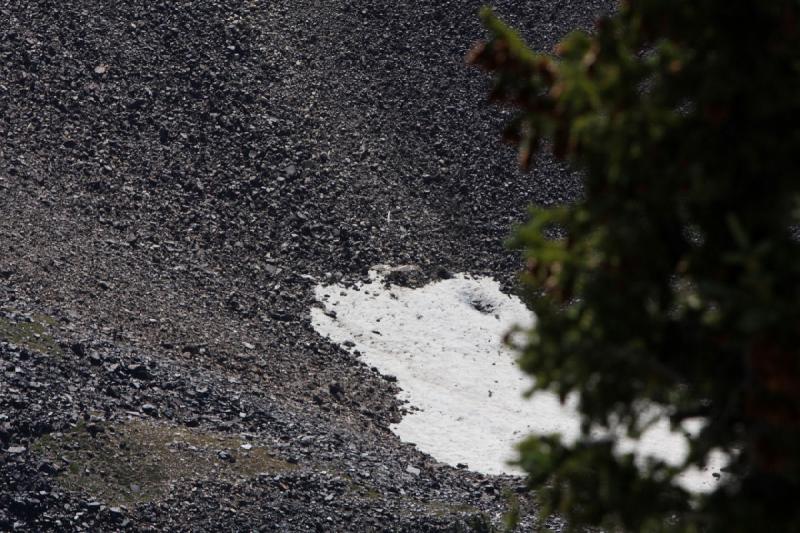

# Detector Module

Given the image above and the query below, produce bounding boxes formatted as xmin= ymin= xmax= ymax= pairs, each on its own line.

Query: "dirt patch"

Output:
xmin=33 ymin=418 xmax=295 ymax=506
xmin=0 ymin=313 xmax=61 ymax=356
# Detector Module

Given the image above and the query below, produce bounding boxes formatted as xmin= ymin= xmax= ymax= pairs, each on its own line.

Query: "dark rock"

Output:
xmin=217 ymin=451 xmax=235 ymax=463
xmin=86 ymin=501 xmax=103 ymax=512
xmin=269 ymin=311 xmax=291 ymax=322
xmin=85 ymin=422 xmax=104 ymax=437
xmin=328 ymin=381 xmax=344 ymax=397
xmin=125 ymin=364 xmax=151 ymax=380
xmin=9 ymin=496 xmax=43 ymax=517
xmin=70 ymin=343 xmax=86 ymax=357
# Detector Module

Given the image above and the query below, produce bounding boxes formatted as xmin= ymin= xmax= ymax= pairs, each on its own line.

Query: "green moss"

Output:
xmin=342 ymin=476 xmax=481 ymax=521
xmin=32 ymin=313 xmax=60 ymax=328
xmin=0 ymin=314 xmax=61 ymax=355
xmin=363 ymin=488 xmax=382 ymax=500
xmin=33 ymin=419 xmax=295 ymax=506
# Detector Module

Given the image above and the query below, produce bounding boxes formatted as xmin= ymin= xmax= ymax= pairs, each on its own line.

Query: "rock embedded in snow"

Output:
xmin=311 ymin=270 xmax=728 ymax=493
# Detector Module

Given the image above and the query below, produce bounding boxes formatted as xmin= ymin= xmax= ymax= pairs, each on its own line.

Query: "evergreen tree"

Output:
xmin=469 ymin=2 xmax=800 ymax=531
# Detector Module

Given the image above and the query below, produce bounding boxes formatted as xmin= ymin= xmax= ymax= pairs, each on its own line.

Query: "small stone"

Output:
xmin=141 ymin=403 xmax=157 ymax=416
xmin=7 ymin=446 xmax=26 ymax=455
xmin=242 ymin=342 xmax=255 ymax=350
xmin=270 ymin=311 xmax=291 ymax=321
xmin=38 ymin=460 xmax=58 ymax=474
xmin=126 ymin=364 xmax=151 ymax=380
xmin=85 ymin=422 xmax=104 ymax=436
xmin=86 ymin=501 xmax=103 ymax=511
xmin=240 ymin=443 xmax=253 ymax=450
xmin=405 ymin=465 xmax=420 ymax=476
xmin=70 ymin=343 xmax=86 ymax=357
xmin=218 ymin=450 xmax=235 ymax=463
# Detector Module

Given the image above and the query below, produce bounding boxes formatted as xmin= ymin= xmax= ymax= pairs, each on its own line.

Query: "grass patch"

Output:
xmin=363 ymin=487 xmax=382 ymax=500
xmin=33 ymin=419 xmax=295 ymax=505
xmin=0 ymin=314 xmax=61 ymax=355
xmin=342 ymin=475 xmax=480 ymax=520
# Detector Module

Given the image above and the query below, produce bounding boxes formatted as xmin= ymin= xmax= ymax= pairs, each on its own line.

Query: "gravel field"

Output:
xmin=0 ymin=0 xmax=611 ymax=530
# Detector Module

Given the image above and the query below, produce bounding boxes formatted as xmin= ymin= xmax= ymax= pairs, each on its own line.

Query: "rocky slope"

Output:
xmin=0 ymin=0 xmax=611 ymax=530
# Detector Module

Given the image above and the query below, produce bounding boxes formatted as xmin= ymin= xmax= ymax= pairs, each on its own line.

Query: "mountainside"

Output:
xmin=0 ymin=0 xmax=610 ymax=530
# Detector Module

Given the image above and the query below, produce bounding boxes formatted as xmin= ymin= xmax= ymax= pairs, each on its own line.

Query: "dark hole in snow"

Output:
xmin=469 ymin=299 xmax=495 ymax=314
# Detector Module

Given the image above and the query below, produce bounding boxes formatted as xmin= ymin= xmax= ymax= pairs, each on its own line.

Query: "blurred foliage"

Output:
xmin=469 ymin=1 xmax=800 ymax=531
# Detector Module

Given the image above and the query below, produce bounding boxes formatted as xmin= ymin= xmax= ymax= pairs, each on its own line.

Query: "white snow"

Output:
xmin=310 ymin=269 xmax=727 ymax=493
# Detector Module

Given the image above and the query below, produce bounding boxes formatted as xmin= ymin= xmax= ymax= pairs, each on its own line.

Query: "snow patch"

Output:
xmin=310 ymin=270 xmax=726 ymax=493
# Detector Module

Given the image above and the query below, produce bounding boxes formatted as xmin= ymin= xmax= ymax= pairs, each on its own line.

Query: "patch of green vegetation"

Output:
xmin=339 ymin=473 xmax=383 ymax=502
xmin=342 ymin=476 xmax=483 ymax=523
xmin=0 ymin=315 xmax=60 ymax=355
xmin=32 ymin=312 xmax=60 ymax=328
xmin=33 ymin=419 xmax=295 ymax=506
xmin=363 ymin=487 xmax=382 ymax=500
